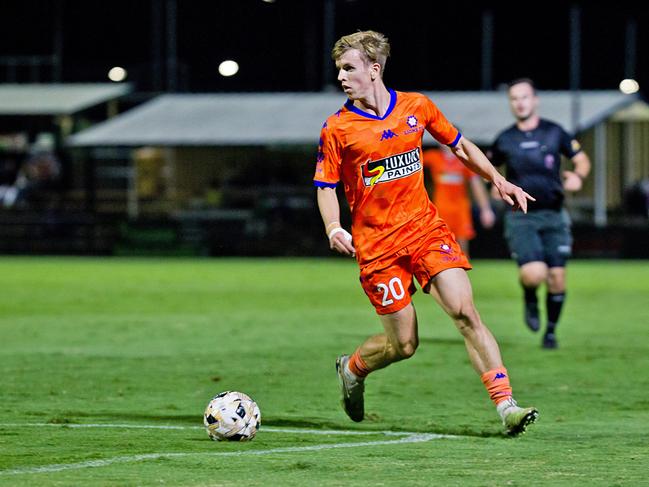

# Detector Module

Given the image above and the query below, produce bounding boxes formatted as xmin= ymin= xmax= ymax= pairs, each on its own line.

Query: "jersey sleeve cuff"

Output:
xmin=446 ymin=131 xmax=462 ymax=148
xmin=314 ymin=180 xmax=338 ymax=188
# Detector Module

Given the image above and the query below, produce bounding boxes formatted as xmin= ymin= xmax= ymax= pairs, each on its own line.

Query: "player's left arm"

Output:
xmin=563 ymin=151 xmax=591 ymax=192
xmin=451 ymin=135 xmax=535 ymax=213
xmin=469 ymin=175 xmax=495 ymax=229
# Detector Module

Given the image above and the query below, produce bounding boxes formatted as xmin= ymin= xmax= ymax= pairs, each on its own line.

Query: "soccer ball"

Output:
xmin=203 ymin=391 xmax=261 ymax=441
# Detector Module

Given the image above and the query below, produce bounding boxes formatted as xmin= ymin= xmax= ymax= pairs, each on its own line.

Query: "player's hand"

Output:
xmin=563 ymin=171 xmax=583 ymax=192
xmin=493 ymin=178 xmax=535 ymax=213
xmin=328 ymin=227 xmax=356 ymax=257
xmin=490 ymin=184 xmax=503 ymax=201
xmin=480 ymin=208 xmax=496 ymax=229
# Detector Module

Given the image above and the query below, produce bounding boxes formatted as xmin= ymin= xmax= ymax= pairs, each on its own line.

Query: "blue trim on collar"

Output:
xmin=344 ymin=89 xmax=397 ymax=120
xmin=447 ymin=131 xmax=462 ymax=148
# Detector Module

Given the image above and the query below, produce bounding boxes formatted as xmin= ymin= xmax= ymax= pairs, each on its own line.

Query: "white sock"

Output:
xmin=496 ymin=397 xmax=519 ymax=420
xmin=344 ymin=360 xmax=362 ymax=382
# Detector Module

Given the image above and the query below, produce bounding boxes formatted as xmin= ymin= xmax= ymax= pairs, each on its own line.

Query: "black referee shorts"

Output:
xmin=504 ymin=209 xmax=572 ymax=267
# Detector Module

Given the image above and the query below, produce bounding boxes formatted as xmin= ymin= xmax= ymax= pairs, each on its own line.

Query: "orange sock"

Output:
xmin=348 ymin=349 xmax=370 ymax=378
xmin=480 ymin=367 xmax=512 ymax=405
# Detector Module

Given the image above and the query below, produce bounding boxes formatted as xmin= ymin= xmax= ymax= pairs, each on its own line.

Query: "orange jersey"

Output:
xmin=422 ymin=148 xmax=476 ymax=239
xmin=423 ymin=148 xmax=474 ymax=206
xmin=314 ymin=90 xmax=460 ymax=265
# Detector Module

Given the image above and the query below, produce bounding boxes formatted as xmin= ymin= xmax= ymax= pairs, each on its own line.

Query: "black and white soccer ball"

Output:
xmin=203 ymin=391 xmax=261 ymax=441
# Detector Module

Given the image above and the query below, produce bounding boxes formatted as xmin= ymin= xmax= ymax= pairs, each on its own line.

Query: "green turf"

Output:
xmin=1 ymin=257 xmax=648 ymax=485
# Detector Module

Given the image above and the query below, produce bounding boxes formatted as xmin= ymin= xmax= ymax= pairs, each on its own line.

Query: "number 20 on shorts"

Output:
xmin=377 ymin=277 xmax=405 ymax=306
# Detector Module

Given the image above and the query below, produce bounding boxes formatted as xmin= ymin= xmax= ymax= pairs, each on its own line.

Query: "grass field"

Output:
xmin=1 ymin=257 xmax=648 ymax=486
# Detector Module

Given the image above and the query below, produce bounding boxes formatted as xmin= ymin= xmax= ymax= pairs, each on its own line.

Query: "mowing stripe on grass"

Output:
xmin=0 ymin=422 xmax=448 ymax=437
xmin=0 ymin=423 xmax=462 ymax=476
xmin=0 ymin=432 xmax=454 ymax=476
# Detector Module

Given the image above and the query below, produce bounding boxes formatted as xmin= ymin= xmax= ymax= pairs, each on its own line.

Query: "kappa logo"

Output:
xmin=380 ymin=129 xmax=398 ymax=141
xmin=494 ymin=372 xmax=507 ymax=380
xmin=361 ymin=147 xmax=421 ymax=186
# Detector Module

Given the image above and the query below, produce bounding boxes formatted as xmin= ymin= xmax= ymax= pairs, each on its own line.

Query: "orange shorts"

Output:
xmin=359 ymin=224 xmax=472 ymax=315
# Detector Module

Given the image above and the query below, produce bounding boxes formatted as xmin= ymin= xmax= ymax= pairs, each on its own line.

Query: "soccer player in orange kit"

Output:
xmin=314 ymin=30 xmax=538 ymax=435
xmin=423 ymin=146 xmax=495 ymax=256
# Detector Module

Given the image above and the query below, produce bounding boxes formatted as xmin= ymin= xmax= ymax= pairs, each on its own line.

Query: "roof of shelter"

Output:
xmin=0 ymin=83 xmax=132 ymax=116
xmin=67 ymin=90 xmax=640 ymax=147
xmin=610 ymin=100 xmax=649 ymax=121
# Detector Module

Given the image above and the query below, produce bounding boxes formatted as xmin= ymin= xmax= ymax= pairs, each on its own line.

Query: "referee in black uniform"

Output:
xmin=490 ymin=78 xmax=591 ymax=349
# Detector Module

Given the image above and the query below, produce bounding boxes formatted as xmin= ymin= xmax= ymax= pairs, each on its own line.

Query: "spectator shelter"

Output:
xmin=0 ymin=83 xmax=132 ymax=137
xmin=0 ymin=83 xmax=131 ymax=115
xmin=0 ymin=83 xmax=133 ymax=190
xmin=68 ymin=90 xmax=645 ymax=231
xmin=0 ymin=83 xmax=132 ymax=253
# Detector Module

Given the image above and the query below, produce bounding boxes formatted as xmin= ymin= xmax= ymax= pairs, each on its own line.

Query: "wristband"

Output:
xmin=328 ymin=227 xmax=352 ymax=241
xmin=325 ymin=221 xmax=340 ymax=232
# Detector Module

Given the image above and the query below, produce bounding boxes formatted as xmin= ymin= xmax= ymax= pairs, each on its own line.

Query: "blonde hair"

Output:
xmin=331 ymin=30 xmax=390 ymax=76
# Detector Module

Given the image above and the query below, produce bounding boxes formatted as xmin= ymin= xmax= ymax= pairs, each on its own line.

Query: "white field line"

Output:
xmin=0 ymin=434 xmax=444 ymax=476
xmin=0 ymin=423 xmax=462 ymax=476
xmin=0 ymin=422 xmax=438 ymax=437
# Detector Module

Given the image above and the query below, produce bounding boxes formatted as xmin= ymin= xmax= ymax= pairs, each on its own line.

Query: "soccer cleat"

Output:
xmin=542 ymin=332 xmax=558 ymax=349
xmin=524 ymin=302 xmax=540 ymax=332
xmin=498 ymin=398 xmax=539 ymax=436
xmin=335 ymin=355 xmax=365 ymax=422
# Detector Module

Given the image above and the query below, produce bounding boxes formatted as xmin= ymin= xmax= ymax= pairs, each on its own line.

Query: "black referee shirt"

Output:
xmin=491 ymin=119 xmax=582 ymax=211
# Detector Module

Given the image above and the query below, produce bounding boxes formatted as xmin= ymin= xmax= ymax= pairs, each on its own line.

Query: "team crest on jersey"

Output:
xmin=361 ymin=147 xmax=421 ymax=186
xmin=571 ymin=139 xmax=581 ymax=153
xmin=403 ymin=115 xmax=423 ymax=135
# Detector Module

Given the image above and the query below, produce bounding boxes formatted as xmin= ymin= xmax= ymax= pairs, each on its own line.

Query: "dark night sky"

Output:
xmin=1 ymin=0 xmax=647 ymax=94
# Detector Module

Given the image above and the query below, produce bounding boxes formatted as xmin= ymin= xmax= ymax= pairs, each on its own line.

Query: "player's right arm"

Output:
xmin=317 ymin=187 xmax=355 ymax=257
xmin=313 ymin=118 xmax=355 ymax=257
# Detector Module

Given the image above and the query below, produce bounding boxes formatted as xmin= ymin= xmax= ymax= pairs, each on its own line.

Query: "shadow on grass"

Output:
xmin=47 ymin=412 xmax=507 ymax=439
xmin=261 ymin=417 xmax=505 ymax=439
xmin=47 ymin=411 xmax=198 ymax=425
